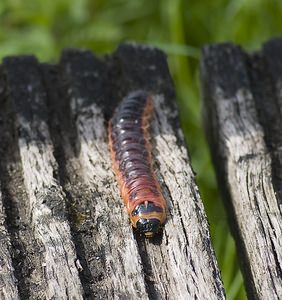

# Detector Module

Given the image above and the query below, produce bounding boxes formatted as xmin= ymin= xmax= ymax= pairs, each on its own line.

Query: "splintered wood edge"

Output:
xmin=201 ymin=44 xmax=282 ymax=299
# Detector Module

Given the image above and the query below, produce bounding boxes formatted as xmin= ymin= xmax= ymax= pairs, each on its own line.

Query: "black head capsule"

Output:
xmin=131 ymin=202 xmax=165 ymax=237
xmin=136 ymin=218 xmax=161 ymax=237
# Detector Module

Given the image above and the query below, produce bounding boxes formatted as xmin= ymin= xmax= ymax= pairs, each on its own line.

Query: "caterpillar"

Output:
xmin=108 ymin=90 xmax=167 ymax=237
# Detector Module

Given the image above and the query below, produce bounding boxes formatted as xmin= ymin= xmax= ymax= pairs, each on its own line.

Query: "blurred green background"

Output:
xmin=1 ymin=0 xmax=282 ymax=299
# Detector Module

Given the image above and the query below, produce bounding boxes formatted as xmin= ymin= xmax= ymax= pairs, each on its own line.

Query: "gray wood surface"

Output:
xmin=0 ymin=44 xmax=224 ymax=299
xmin=201 ymin=38 xmax=282 ymax=300
xmin=0 ymin=188 xmax=19 ymax=300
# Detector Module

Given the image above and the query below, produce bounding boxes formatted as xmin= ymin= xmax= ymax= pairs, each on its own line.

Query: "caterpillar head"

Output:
xmin=131 ymin=201 xmax=166 ymax=237
xmin=136 ymin=218 xmax=161 ymax=237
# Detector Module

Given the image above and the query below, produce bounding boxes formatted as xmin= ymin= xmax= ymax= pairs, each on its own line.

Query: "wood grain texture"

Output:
xmin=0 ymin=44 xmax=224 ymax=299
xmin=201 ymin=41 xmax=282 ymax=300
xmin=0 ymin=67 xmax=20 ymax=300
xmin=0 ymin=188 xmax=19 ymax=300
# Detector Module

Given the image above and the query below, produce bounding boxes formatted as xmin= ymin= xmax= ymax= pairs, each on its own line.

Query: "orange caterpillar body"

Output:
xmin=108 ymin=91 xmax=167 ymax=237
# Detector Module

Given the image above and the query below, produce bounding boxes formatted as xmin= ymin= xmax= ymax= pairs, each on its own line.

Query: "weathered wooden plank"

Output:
xmin=3 ymin=56 xmax=84 ymax=299
xmin=43 ymin=45 xmax=225 ymax=300
xmin=115 ymin=44 xmax=225 ymax=300
xmin=201 ymin=43 xmax=282 ymax=299
xmin=0 ymin=63 xmax=45 ymax=300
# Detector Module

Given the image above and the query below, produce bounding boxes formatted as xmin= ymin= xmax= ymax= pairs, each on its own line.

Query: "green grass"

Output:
xmin=2 ymin=1 xmax=282 ymax=299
